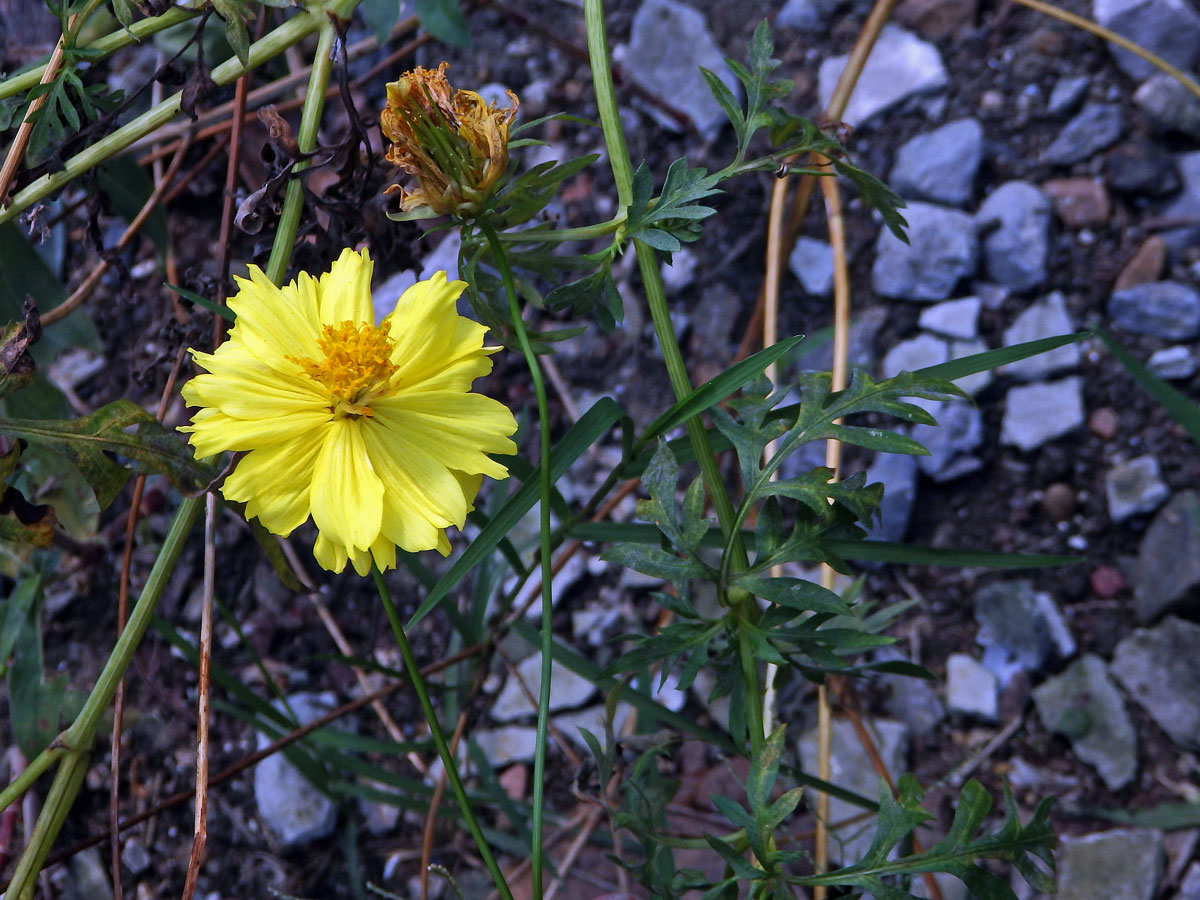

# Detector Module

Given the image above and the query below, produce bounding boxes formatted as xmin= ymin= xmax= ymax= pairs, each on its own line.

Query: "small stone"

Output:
xmin=1112 ymin=236 xmax=1167 ymax=293
xmin=873 ymin=202 xmax=977 ymax=301
xmin=894 ymin=0 xmax=978 ymax=38
xmin=1089 ymin=406 xmax=1120 ymax=439
xmin=67 ymin=848 xmax=113 ymax=900
xmin=1135 ymin=73 xmax=1200 ymax=140
xmin=1104 ymin=140 xmax=1181 ymax=197
xmin=881 ymin=333 xmax=950 ymax=378
xmin=1163 ymin=151 xmax=1200 ymax=250
xmin=945 ymin=653 xmax=998 ymax=720
xmin=1042 ymin=103 xmax=1124 ymax=165
xmin=977 ymin=181 xmax=1051 ymax=293
xmin=1090 ymin=565 xmax=1126 ymax=598
xmin=625 ymin=0 xmax=741 ymax=138
xmin=789 ymin=236 xmax=835 ymax=297
xmin=554 ymin=703 xmax=632 ymax=747
xmin=1109 ymin=281 xmax=1200 ymax=340
xmin=493 ymin=654 xmax=596 ymax=721
xmin=1001 ymin=292 xmax=1080 ymax=380
xmin=1093 ymin=0 xmax=1200 ymax=80
xmin=1059 ymin=829 xmax=1163 ymax=900
xmin=474 ymin=726 xmax=538 ymax=765
xmin=818 ymin=25 xmax=948 ymax=126
xmin=1046 ymin=75 xmax=1090 ymax=116
xmin=912 ymin=402 xmax=985 ymax=481
xmin=974 ymin=580 xmax=1076 ymax=681
xmin=864 ymin=450 xmax=920 ymax=542
xmin=1147 ymin=345 xmax=1196 ymax=380
xmin=1041 ymin=177 xmax=1110 ymax=228
xmin=1112 ymin=616 xmax=1200 ymax=749
xmin=498 ymin=763 xmax=528 ymax=800
xmin=358 ymin=781 xmax=402 ymax=835
xmin=890 ymin=118 xmax=983 ymax=207
xmin=121 ymin=840 xmax=152 ymax=877
xmin=1042 ymin=482 xmax=1076 ymax=521
xmin=1180 ymin=862 xmax=1200 ymax=900
xmin=878 ymin=650 xmax=947 ymax=735
xmin=777 ymin=0 xmax=844 ymax=31
xmin=1032 ymin=654 xmax=1138 ymax=789
xmin=1134 ymin=491 xmax=1200 ymax=622
xmin=947 ymin=337 xmax=993 ymax=396
xmin=1106 ymin=455 xmax=1169 ymax=523
xmin=918 ymin=296 xmax=981 ymax=338
xmin=659 ymin=247 xmax=697 ymax=292
xmin=1001 ymin=377 xmax=1085 ymax=451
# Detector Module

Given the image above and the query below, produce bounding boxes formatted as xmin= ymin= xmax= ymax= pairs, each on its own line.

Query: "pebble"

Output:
xmin=473 ymin=725 xmax=538 ymax=765
xmin=1134 ymin=491 xmax=1200 ymax=622
xmin=1032 ymin=654 xmax=1138 ymax=789
xmin=1042 ymin=103 xmax=1124 ymax=166
xmin=912 ymin=402 xmax=985 ymax=481
xmin=1001 ymin=377 xmax=1085 ymax=451
xmin=877 ymin=650 xmax=947 ymax=735
xmin=872 ymin=201 xmax=978 ymax=301
xmin=1001 ymin=292 xmax=1080 ymax=380
xmin=1163 ymin=151 xmax=1200 ymax=251
xmin=1148 ymin=344 xmax=1196 ymax=379
xmin=121 ymin=840 xmax=152 ymax=877
xmin=1090 ymin=565 xmax=1126 ymax=597
xmin=659 ymin=247 xmax=697 ymax=292
xmin=789 ymin=236 xmax=835 ymax=297
xmin=1057 ymin=829 xmax=1163 ymax=900
xmin=1093 ymin=0 xmax=1200 ymax=80
xmin=1046 ymin=75 xmax=1090 ymax=117
xmin=889 ymin=118 xmax=983 ymax=207
xmin=976 ymin=181 xmax=1051 ymax=292
xmin=1134 ymin=73 xmax=1200 ymax=140
xmin=918 ymin=296 xmax=981 ymax=339
xmin=1042 ymin=482 xmax=1077 ymax=520
xmin=1105 ymin=455 xmax=1169 ymax=523
xmin=67 ymin=848 xmax=113 ymax=900
xmin=777 ymin=0 xmax=844 ymax=31
xmin=945 ymin=653 xmax=998 ymax=721
xmin=1112 ymin=235 xmax=1166 ymax=292
xmin=1111 ymin=616 xmax=1200 ymax=749
xmin=1041 ymin=177 xmax=1110 ymax=228
xmin=947 ymin=337 xmax=993 ymax=396
xmin=1181 ymin=863 xmax=1200 ymax=900
xmin=492 ymin=653 xmax=596 ymax=721
xmin=818 ymin=25 xmax=947 ymax=126
xmin=1088 ymin=406 xmax=1120 ymax=439
xmin=864 ymin=450 xmax=920 ymax=542
xmin=1104 ymin=139 xmax=1181 ymax=197
xmin=624 ymin=0 xmax=741 ymax=138
xmin=881 ymin=332 xmax=950 ymax=377
xmin=974 ymin=580 xmax=1076 ymax=682
xmin=894 ymin=0 xmax=978 ymax=39
xmin=1108 ymin=281 xmax=1200 ymax=340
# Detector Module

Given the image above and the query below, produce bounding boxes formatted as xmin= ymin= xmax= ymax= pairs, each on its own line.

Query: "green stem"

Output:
xmin=370 ymin=566 xmax=515 ymax=900
xmin=494 ymin=213 xmax=626 ymax=243
xmin=479 ymin=219 xmax=555 ymax=899
xmin=63 ymin=0 xmax=110 ymax=48
xmin=4 ymin=751 xmax=90 ymax=900
xmin=265 ymin=19 xmax=336 ymax=283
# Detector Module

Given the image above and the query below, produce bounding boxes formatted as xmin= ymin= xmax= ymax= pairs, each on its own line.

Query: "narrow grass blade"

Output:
xmin=1097 ymin=328 xmax=1200 ymax=445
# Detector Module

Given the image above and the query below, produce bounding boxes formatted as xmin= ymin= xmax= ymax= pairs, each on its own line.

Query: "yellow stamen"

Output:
xmin=290 ymin=320 xmax=398 ymax=417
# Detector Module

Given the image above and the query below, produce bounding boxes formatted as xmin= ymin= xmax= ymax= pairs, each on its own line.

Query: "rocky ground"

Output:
xmin=6 ymin=0 xmax=1200 ymax=897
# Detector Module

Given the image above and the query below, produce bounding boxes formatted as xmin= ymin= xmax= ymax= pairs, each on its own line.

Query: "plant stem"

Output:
xmin=494 ymin=214 xmax=625 ymax=243
xmin=370 ymin=566 xmax=515 ymax=900
xmin=479 ymin=218 xmax=555 ymax=899
xmin=265 ymin=20 xmax=336 ymax=283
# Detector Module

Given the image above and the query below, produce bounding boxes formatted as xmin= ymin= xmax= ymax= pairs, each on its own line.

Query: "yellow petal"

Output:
xmin=310 ymin=419 xmax=384 ymax=552
xmin=225 ymin=265 xmax=323 ymax=369
xmin=319 ymin=247 xmax=374 ymax=325
xmin=371 ymin=392 xmax=515 ymax=479
xmin=221 ymin=424 xmax=327 ymax=535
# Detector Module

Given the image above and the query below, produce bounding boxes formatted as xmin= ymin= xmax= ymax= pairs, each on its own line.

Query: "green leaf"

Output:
xmin=358 ymin=0 xmax=402 ymax=45
xmin=1097 ymin=328 xmax=1200 ymax=446
xmin=917 ymin=331 xmax=1088 ymax=383
xmin=624 ymin=158 xmax=721 ymax=251
xmin=734 ymin=574 xmax=851 ymax=615
xmin=165 ymin=282 xmax=236 ymax=322
xmin=415 ymin=0 xmax=470 ymax=46
xmin=1093 ymin=799 xmax=1200 ymax=830
xmin=97 ymin=159 xmax=168 ymax=251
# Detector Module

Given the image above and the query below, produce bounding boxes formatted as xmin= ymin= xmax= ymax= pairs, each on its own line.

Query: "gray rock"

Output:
xmin=1105 ymin=139 xmax=1181 ymax=197
xmin=977 ymin=182 xmax=1051 ymax=292
xmin=794 ymin=306 xmax=886 ymax=373
xmin=1047 ymin=75 xmax=1090 ymax=117
xmin=873 ymin=202 xmax=977 ymax=301
xmin=492 ymin=653 xmax=596 ymax=721
xmin=357 ymin=780 xmax=402 ymax=835
xmin=1180 ymin=862 xmax=1200 ymax=900
xmin=372 ymin=231 xmax=462 ymax=320
xmin=1135 ymin=73 xmax=1200 ymax=140
xmin=919 ymin=296 xmax=981 ymax=339
xmin=912 ymin=401 xmax=985 ymax=482
xmin=946 ymin=653 xmax=998 ymax=721
xmin=778 ymin=0 xmax=844 ymax=31
xmin=881 ymin=332 xmax=950 ymax=378
xmin=1001 ymin=377 xmax=1085 ymax=451
xmin=1042 ymin=103 xmax=1124 ymax=165
xmin=625 ymin=0 xmax=741 ymax=138
xmin=818 ymin=25 xmax=947 ymax=126
xmin=121 ymin=839 xmax=152 ymax=876
xmin=1134 ymin=491 xmax=1200 ymax=622
xmin=67 ymin=848 xmax=113 ymax=900
xmin=789 ymin=236 xmax=835 ymax=297
xmin=799 ymin=718 xmax=908 ymax=863
xmin=254 ymin=692 xmax=340 ymax=846
xmin=1112 ymin=616 xmax=1200 ymax=750
xmin=864 ymin=450 xmax=920 ymax=542
xmin=1163 ymin=151 xmax=1200 ymax=250
xmin=1109 ymin=282 xmax=1200 ymax=340
xmin=890 ymin=118 xmax=984 ymax=207
xmin=1106 ymin=455 xmax=1169 ymax=522
xmin=1147 ymin=344 xmax=1196 ymax=379
xmin=660 ymin=247 xmax=697 ymax=292
xmin=1001 ymin=292 xmax=1080 ymax=380
xmin=1058 ymin=829 xmax=1163 ymax=900
xmin=878 ymin=650 xmax=946 ymax=736
xmin=948 ymin=337 xmax=994 ymax=396
xmin=974 ymin=580 xmax=1076 ymax=682
xmin=474 ymin=726 xmax=538 ymax=765
xmin=554 ymin=702 xmax=633 ymax=747
xmin=1093 ymin=0 xmax=1200 ymax=80
xmin=1032 ymin=654 xmax=1138 ymax=790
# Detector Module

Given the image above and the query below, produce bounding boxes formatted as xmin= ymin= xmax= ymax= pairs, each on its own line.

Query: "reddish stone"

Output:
xmin=894 ymin=0 xmax=978 ymax=38
xmin=1041 ymin=177 xmax=1111 ymax=229
xmin=1089 ymin=407 xmax=1120 ymax=440
xmin=1090 ymin=565 xmax=1127 ymax=598
xmin=1112 ymin=235 xmax=1167 ymax=292
xmin=1042 ymin=483 xmax=1077 ymax=521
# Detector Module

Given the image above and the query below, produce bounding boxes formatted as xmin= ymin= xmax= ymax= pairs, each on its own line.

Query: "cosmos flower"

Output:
xmin=380 ymin=62 xmax=519 ymax=219
xmin=181 ymin=248 xmax=518 ymax=575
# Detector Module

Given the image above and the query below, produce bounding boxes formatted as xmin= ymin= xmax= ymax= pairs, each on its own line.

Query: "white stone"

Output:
xmin=474 ymin=726 xmax=538 ymax=765
xmin=1001 ymin=292 xmax=1081 ymax=381
xmin=492 ymin=654 xmax=596 ymax=721
xmin=918 ymin=297 xmax=981 ymax=339
xmin=881 ymin=333 xmax=950 ymax=378
xmin=1106 ymin=455 xmax=1170 ymax=522
xmin=789 ymin=236 xmax=835 ymax=297
xmin=818 ymin=26 xmax=947 ymax=126
xmin=1001 ymin=377 xmax=1085 ymax=451
xmin=945 ymin=653 xmax=999 ymax=721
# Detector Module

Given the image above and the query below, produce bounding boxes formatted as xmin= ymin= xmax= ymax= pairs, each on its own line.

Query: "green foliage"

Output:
xmin=624 ymin=158 xmax=721 ymax=252
xmin=415 ymin=0 xmax=470 ymax=47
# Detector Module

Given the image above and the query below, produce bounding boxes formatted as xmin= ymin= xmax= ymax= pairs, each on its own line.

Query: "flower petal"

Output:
xmin=310 ymin=419 xmax=384 ymax=552
xmin=225 ymin=266 xmax=323 ymax=370
xmin=372 ymin=392 xmax=515 ymax=479
xmin=221 ymin=425 xmax=327 ymax=535
xmin=319 ymin=247 xmax=374 ymax=325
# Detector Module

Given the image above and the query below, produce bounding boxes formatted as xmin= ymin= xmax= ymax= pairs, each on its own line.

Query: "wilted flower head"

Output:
xmin=380 ymin=62 xmax=519 ymax=220
xmin=181 ymin=248 xmax=518 ymax=575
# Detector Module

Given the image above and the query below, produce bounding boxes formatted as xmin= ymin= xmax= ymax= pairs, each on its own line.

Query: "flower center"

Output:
xmin=291 ymin=321 xmax=398 ymax=418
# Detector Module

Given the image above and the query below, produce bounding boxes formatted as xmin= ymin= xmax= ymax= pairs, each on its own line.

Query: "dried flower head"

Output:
xmin=380 ymin=62 xmax=519 ymax=219
xmin=181 ymin=248 xmax=518 ymax=575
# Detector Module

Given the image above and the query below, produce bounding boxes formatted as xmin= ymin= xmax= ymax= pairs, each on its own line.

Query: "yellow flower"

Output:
xmin=380 ymin=62 xmax=519 ymax=219
xmin=181 ymin=248 xmax=518 ymax=575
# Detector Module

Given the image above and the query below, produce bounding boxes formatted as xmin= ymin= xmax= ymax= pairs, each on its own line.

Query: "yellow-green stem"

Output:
xmin=479 ymin=218 xmax=555 ymax=898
